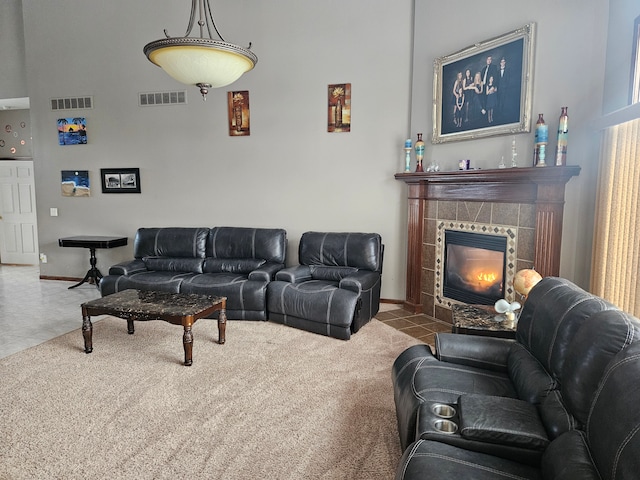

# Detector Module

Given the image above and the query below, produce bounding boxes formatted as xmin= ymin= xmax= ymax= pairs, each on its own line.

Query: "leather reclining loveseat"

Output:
xmin=100 ymin=227 xmax=287 ymax=320
xmin=392 ymin=277 xmax=640 ymax=479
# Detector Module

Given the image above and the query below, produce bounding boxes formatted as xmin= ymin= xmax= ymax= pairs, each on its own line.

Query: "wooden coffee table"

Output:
xmin=81 ymin=289 xmax=227 ymax=366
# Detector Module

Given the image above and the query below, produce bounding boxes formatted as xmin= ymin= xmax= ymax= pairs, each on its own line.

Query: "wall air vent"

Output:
xmin=138 ymin=90 xmax=187 ymax=106
xmin=50 ymin=96 xmax=94 ymax=111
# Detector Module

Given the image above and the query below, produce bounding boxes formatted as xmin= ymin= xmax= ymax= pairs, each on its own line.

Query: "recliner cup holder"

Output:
xmin=432 ymin=403 xmax=456 ymax=418
xmin=433 ymin=419 xmax=458 ymax=434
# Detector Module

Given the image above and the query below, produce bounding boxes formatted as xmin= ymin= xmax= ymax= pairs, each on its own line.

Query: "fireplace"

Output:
xmin=443 ymin=230 xmax=506 ymax=305
xmin=395 ymin=166 xmax=581 ymax=321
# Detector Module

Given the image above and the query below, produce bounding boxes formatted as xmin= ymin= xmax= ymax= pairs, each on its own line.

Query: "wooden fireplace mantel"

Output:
xmin=395 ymin=166 xmax=581 ymax=313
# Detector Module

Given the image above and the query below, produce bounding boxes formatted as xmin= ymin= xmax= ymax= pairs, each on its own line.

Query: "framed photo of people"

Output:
xmin=432 ymin=23 xmax=536 ymax=144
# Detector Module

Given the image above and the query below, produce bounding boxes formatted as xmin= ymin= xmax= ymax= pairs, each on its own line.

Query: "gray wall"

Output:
xmin=0 ymin=0 xmax=27 ymax=99
xmin=14 ymin=0 xmax=614 ymax=299
xmin=410 ymin=0 xmax=609 ymax=289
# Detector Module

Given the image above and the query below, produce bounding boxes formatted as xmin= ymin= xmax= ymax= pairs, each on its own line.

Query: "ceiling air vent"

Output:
xmin=138 ymin=90 xmax=187 ymax=107
xmin=50 ymin=96 xmax=94 ymax=111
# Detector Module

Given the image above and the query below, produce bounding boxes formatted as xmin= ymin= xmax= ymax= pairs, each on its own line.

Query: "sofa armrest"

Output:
xmin=108 ymin=259 xmax=146 ymax=276
xmin=339 ymin=270 xmax=379 ymax=293
xmin=435 ymin=333 xmax=514 ymax=372
xmin=275 ymin=265 xmax=312 ymax=283
xmin=248 ymin=262 xmax=285 ymax=282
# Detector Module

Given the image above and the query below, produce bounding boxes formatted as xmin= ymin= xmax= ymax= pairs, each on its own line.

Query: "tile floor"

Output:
xmin=0 ymin=264 xmax=451 ymax=360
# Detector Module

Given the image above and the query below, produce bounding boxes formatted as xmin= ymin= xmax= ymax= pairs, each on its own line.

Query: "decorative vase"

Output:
xmin=404 ymin=139 xmax=412 ymax=172
xmin=533 ymin=114 xmax=548 ymax=167
xmin=335 ymin=99 xmax=342 ymax=128
xmin=415 ymin=133 xmax=425 ymax=172
xmin=555 ymin=107 xmax=568 ymax=166
xmin=234 ymin=105 xmax=243 ymax=132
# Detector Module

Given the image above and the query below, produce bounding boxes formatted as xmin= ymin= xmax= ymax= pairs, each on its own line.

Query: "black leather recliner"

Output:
xmin=392 ymin=277 xmax=640 ymax=479
xmin=267 ymin=231 xmax=383 ymax=340
xmin=395 ymin=339 xmax=640 ymax=479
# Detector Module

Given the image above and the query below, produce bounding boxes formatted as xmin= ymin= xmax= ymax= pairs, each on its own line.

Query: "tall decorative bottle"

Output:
xmin=533 ymin=114 xmax=548 ymax=167
xmin=404 ymin=138 xmax=412 ymax=172
xmin=415 ymin=133 xmax=425 ymax=172
xmin=555 ymin=107 xmax=569 ymax=166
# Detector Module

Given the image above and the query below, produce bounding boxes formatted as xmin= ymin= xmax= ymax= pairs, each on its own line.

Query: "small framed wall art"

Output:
xmin=57 ymin=118 xmax=88 ymax=145
xmin=100 ymin=168 xmax=141 ymax=194
xmin=328 ymin=83 xmax=351 ymax=133
xmin=61 ymin=170 xmax=90 ymax=197
xmin=227 ymin=91 xmax=250 ymax=136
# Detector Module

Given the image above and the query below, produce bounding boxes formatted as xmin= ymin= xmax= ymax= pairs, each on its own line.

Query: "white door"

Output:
xmin=0 ymin=160 xmax=39 ymax=265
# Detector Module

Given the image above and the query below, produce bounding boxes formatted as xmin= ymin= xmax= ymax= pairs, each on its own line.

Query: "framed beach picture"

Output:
xmin=100 ymin=168 xmax=141 ymax=194
xmin=61 ymin=170 xmax=90 ymax=197
xmin=57 ymin=118 xmax=87 ymax=145
xmin=432 ymin=23 xmax=536 ymax=144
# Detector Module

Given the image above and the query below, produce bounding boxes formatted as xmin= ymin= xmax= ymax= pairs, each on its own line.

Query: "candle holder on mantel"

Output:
xmin=414 ymin=133 xmax=425 ymax=172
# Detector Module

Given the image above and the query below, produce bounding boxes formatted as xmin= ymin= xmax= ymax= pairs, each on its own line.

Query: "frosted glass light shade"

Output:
xmin=144 ymin=38 xmax=257 ymax=89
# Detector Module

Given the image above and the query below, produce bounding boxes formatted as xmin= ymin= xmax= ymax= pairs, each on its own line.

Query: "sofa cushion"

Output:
xmin=142 ymin=256 xmax=204 ymax=273
xmin=540 ymin=430 xmax=599 ymax=479
xmin=560 ymin=309 xmax=640 ymax=426
xmin=396 ymin=440 xmax=541 ymax=480
xmin=516 ymin=277 xmax=615 ymax=381
xmin=507 ymin=343 xmax=557 ymax=404
xmin=203 ymin=258 xmax=266 ymax=274
xmin=299 ymin=232 xmax=382 ymax=272
xmin=110 ymin=271 xmax=196 ymax=293
xmin=133 ymin=227 xmax=208 ymax=259
xmin=206 ymin=227 xmax=287 ymax=263
xmin=180 ymin=273 xmax=268 ymax=315
xmin=267 ymin=280 xmax=359 ymax=327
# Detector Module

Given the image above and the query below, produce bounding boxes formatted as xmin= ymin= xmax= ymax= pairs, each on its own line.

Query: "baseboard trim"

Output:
xmin=39 ymin=275 xmax=82 ymax=282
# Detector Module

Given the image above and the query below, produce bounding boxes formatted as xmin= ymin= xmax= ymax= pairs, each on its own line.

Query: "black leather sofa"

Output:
xmin=267 ymin=231 xmax=383 ymax=340
xmin=100 ymin=227 xmax=287 ymax=320
xmin=392 ymin=277 xmax=640 ymax=479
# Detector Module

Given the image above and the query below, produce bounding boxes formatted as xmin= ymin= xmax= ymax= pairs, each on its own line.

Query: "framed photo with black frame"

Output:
xmin=432 ymin=23 xmax=536 ymax=144
xmin=100 ymin=168 xmax=141 ymax=194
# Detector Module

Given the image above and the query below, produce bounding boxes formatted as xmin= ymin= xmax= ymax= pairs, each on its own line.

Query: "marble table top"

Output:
xmin=451 ymin=303 xmax=517 ymax=332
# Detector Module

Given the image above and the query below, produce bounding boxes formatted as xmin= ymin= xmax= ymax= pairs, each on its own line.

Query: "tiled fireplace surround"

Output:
xmin=395 ymin=166 xmax=581 ymax=324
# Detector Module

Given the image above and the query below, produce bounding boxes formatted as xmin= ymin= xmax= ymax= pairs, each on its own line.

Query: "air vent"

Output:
xmin=138 ymin=90 xmax=187 ymax=106
xmin=50 ymin=96 xmax=94 ymax=111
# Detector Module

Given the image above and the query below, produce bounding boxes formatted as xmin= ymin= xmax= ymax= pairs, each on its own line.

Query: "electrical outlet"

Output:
xmin=39 ymin=253 xmax=47 ymax=263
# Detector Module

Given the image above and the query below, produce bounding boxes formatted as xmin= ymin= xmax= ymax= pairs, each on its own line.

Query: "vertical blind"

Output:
xmin=591 ymin=118 xmax=640 ymax=316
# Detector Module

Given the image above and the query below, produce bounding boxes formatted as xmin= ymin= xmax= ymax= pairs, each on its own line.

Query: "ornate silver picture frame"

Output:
xmin=432 ymin=23 xmax=536 ymax=144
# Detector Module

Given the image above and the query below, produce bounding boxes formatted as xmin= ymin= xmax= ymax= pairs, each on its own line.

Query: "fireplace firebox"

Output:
xmin=443 ymin=230 xmax=507 ymax=305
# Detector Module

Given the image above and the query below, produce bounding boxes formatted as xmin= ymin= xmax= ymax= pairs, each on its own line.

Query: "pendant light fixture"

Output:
xmin=143 ymin=0 xmax=257 ymax=100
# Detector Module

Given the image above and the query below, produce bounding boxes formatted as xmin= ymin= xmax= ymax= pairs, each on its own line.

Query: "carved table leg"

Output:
xmin=218 ymin=308 xmax=227 ymax=345
xmin=82 ymin=315 xmax=93 ymax=353
xmin=183 ymin=326 xmax=193 ymax=366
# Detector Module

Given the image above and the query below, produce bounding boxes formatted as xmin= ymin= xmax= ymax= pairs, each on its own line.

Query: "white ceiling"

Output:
xmin=0 ymin=97 xmax=30 ymax=111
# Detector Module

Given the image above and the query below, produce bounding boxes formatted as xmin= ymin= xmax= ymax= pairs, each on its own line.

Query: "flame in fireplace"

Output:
xmin=477 ymin=272 xmax=497 ymax=284
xmin=468 ymin=268 xmax=501 ymax=292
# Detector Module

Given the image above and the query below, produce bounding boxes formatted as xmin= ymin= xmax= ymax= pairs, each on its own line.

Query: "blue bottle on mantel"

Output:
xmin=533 ymin=114 xmax=548 ymax=167
xmin=415 ymin=133 xmax=425 ymax=172
xmin=404 ymin=138 xmax=412 ymax=172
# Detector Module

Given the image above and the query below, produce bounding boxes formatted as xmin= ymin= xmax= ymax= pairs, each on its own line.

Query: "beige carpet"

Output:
xmin=0 ymin=317 xmax=420 ymax=479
